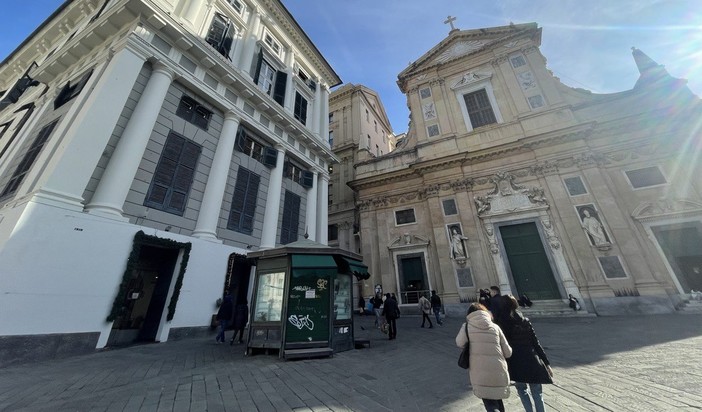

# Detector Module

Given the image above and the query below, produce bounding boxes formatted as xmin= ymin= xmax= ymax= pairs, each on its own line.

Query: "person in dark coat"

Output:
xmin=488 ymin=286 xmax=509 ymax=328
xmin=502 ymin=295 xmax=553 ymax=412
xmin=230 ymin=298 xmax=249 ymax=345
xmin=215 ymin=292 xmax=233 ymax=343
xmin=381 ymin=293 xmax=399 ymax=340
xmin=430 ymin=290 xmax=443 ymax=325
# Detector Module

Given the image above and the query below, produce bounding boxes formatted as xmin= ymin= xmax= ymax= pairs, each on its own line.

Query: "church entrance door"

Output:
xmin=652 ymin=224 xmax=702 ymax=292
xmin=500 ymin=222 xmax=560 ymax=299
xmin=397 ymin=253 xmax=428 ymax=304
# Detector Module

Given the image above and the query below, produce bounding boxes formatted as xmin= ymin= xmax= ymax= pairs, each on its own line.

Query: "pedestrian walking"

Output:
xmin=358 ymin=295 xmax=366 ymax=315
xmin=488 ymin=286 xmax=509 ymax=327
xmin=215 ymin=291 xmax=233 ymax=343
xmin=418 ymin=293 xmax=433 ymax=328
xmin=456 ymin=303 xmax=512 ymax=412
xmin=372 ymin=294 xmax=383 ymax=327
xmin=430 ymin=290 xmax=443 ymax=325
xmin=229 ymin=298 xmax=249 ymax=345
xmin=382 ymin=293 xmax=399 ymax=340
xmin=502 ymin=295 xmax=553 ymax=412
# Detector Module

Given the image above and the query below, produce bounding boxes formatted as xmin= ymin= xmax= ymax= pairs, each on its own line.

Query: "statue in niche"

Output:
xmin=578 ymin=207 xmax=610 ymax=248
xmin=449 ymin=225 xmax=469 ymax=260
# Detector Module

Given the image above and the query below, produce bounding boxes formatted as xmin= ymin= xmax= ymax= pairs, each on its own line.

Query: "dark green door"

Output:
xmin=500 ymin=223 xmax=560 ymax=299
xmin=653 ymin=225 xmax=702 ymax=291
xmin=398 ymin=255 xmax=427 ymax=304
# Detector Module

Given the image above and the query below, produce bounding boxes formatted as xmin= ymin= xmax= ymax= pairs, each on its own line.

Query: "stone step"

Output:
xmin=677 ymin=299 xmax=702 ymax=314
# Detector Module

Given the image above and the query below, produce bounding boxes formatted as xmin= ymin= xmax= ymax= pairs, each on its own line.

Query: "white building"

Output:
xmin=0 ymin=0 xmax=340 ymax=365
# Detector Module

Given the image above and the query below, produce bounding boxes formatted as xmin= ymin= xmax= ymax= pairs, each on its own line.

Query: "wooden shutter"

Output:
xmin=206 ymin=13 xmax=227 ymax=50
xmin=1 ymin=119 xmax=58 ymax=198
xmin=273 ymin=71 xmax=287 ymax=106
xmin=252 ymin=49 xmax=263 ymax=84
xmin=464 ymin=89 xmax=496 ymax=128
xmin=280 ymin=191 xmax=301 ymax=244
xmin=228 ymin=167 xmax=260 ymax=234
xmin=145 ymin=133 xmax=200 ymax=215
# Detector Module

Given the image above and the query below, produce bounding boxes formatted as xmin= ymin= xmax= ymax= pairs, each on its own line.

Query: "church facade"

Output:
xmin=349 ymin=23 xmax=701 ymax=315
xmin=0 ymin=0 xmax=339 ymax=364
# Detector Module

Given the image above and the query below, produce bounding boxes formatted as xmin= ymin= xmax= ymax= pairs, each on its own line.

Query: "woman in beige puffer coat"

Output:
xmin=456 ymin=303 xmax=513 ymax=412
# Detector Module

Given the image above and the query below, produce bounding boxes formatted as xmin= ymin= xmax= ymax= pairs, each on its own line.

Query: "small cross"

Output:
xmin=444 ymin=15 xmax=457 ymax=31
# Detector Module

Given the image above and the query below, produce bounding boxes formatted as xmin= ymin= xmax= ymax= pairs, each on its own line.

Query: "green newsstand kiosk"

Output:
xmin=245 ymin=238 xmax=370 ymax=359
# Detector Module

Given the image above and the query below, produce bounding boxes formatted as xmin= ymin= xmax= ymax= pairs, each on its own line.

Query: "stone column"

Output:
xmin=240 ymin=10 xmax=261 ymax=76
xmin=304 ymin=170 xmax=318 ymax=241
xmin=320 ymin=84 xmax=330 ymax=145
xmin=311 ymin=77 xmax=322 ymax=136
xmin=283 ymin=50 xmax=295 ymax=113
xmin=181 ymin=0 xmax=206 ymax=30
xmin=260 ymin=144 xmax=285 ymax=248
xmin=30 ymin=48 xmax=147 ymax=210
xmin=85 ymin=62 xmax=174 ymax=218
xmin=316 ymin=173 xmax=329 ymax=244
xmin=539 ymin=216 xmax=584 ymax=302
xmin=192 ymin=112 xmax=241 ymax=240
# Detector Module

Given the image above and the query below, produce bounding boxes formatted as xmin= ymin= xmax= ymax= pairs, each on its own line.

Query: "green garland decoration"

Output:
xmin=106 ymin=231 xmax=192 ymax=322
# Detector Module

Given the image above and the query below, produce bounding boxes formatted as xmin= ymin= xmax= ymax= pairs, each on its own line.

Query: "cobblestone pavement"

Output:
xmin=0 ymin=313 xmax=701 ymax=411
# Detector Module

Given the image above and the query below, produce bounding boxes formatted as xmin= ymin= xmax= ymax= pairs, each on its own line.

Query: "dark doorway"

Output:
xmin=500 ymin=222 xmax=560 ymax=300
xmin=108 ymin=245 xmax=179 ymax=346
xmin=652 ymin=224 xmax=702 ymax=291
xmin=397 ymin=253 xmax=428 ymax=304
xmin=225 ymin=253 xmax=253 ymax=305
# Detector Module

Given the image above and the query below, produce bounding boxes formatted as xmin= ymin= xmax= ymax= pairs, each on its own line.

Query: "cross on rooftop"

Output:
xmin=444 ymin=15 xmax=457 ymax=31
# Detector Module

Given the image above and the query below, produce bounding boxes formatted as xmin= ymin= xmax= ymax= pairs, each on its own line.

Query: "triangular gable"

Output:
xmin=398 ymin=23 xmax=539 ymax=81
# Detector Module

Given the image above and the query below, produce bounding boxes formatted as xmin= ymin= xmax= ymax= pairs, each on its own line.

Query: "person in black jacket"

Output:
xmin=230 ymin=298 xmax=249 ymax=345
xmin=502 ymin=295 xmax=553 ymax=412
xmin=215 ymin=292 xmax=233 ymax=343
xmin=430 ymin=290 xmax=443 ymax=325
xmin=382 ymin=293 xmax=399 ymax=340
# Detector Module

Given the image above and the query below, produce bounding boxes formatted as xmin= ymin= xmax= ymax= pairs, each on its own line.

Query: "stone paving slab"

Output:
xmin=0 ymin=313 xmax=701 ymax=411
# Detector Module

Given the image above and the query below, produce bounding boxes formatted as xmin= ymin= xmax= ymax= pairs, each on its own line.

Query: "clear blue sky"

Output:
xmin=3 ymin=1 xmax=701 ymax=134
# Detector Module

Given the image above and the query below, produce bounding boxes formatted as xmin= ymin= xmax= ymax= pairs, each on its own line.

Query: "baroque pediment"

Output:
xmin=431 ymin=40 xmax=491 ymax=65
xmin=632 ymin=198 xmax=702 ymax=222
xmin=474 ymin=171 xmax=548 ymax=216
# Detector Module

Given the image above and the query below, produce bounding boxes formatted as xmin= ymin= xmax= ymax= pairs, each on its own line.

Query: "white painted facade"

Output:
xmin=0 ymin=0 xmax=340 ymax=362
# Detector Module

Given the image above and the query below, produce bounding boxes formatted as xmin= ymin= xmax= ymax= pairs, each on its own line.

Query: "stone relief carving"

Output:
xmin=451 ymin=71 xmax=492 ymax=89
xmin=540 ymin=217 xmax=561 ymax=250
xmin=474 ymin=171 xmax=548 ymax=216
xmin=632 ymin=198 xmax=702 ymax=221
xmin=422 ymin=102 xmax=437 ymax=120
xmin=484 ymin=224 xmax=500 ymax=254
xmin=432 ymin=40 xmax=489 ymax=65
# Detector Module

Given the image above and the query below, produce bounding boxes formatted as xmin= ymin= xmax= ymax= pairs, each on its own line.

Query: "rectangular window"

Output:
xmin=427 ymin=124 xmax=440 ymax=137
xmin=328 ymin=224 xmax=338 ymax=241
xmin=294 ymin=92 xmax=308 ymax=125
xmin=419 ymin=87 xmax=431 ymax=99
xmin=175 ymin=95 xmax=212 ymax=130
xmin=283 ymin=160 xmax=304 ymax=184
xmin=144 ymin=132 xmax=201 ymax=215
xmin=564 ymin=176 xmax=587 ymax=196
xmin=227 ymin=0 xmax=244 ymax=14
xmin=54 ymin=69 xmax=93 ymax=109
xmin=206 ymin=13 xmax=235 ymax=59
xmin=263 ymin=31 xmax=282 ymax=57
xmin=253 ymin=51 xmax=286 ymax=106
xmin=236 ymin=128 xmax=265 ymax=162
xmin=510 ymin=55 xmax=527 ymax=68
xmin=464 ymin=89 xmax=497 ymax=128
xmin=395 ymin=208 xmax=416 ymax=225
xmin=0 ymin=119 xmax=58 ymax=201
xmin=328 ymin=112 xmax=334 ymax=123
xmin=328 ymin=130 xmax=333 ymax=147
xmin=0 ymin=104 xmax=35 ymax=160
xmin=280 ymin=191 xmax=301 ymax=244
xmin=625 ymin=166 xmax=667 ymax=188
xmin=227 ymin=166 xmax=260 ymax=234
xmin=442 ymin=199 xmax=458 ymax=216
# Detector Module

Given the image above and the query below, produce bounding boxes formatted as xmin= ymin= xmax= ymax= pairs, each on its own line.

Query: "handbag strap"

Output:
xmin=464 ymin=323 xmax=469 ymax=341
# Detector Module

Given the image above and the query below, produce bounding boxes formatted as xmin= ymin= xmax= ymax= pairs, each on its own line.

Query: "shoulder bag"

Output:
xmin=457 ymin=323 xmax=470 ymax=369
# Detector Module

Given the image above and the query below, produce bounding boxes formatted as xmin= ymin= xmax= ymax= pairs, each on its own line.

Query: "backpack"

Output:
xmin=422 ymin=299 xmax=431 ymax=311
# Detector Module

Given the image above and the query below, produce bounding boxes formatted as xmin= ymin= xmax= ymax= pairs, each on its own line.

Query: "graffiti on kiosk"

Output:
xmin=288 ymin=314 xmax=315 ymax=330
xmin=316 ymin=278 xmax=328 ymax=290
